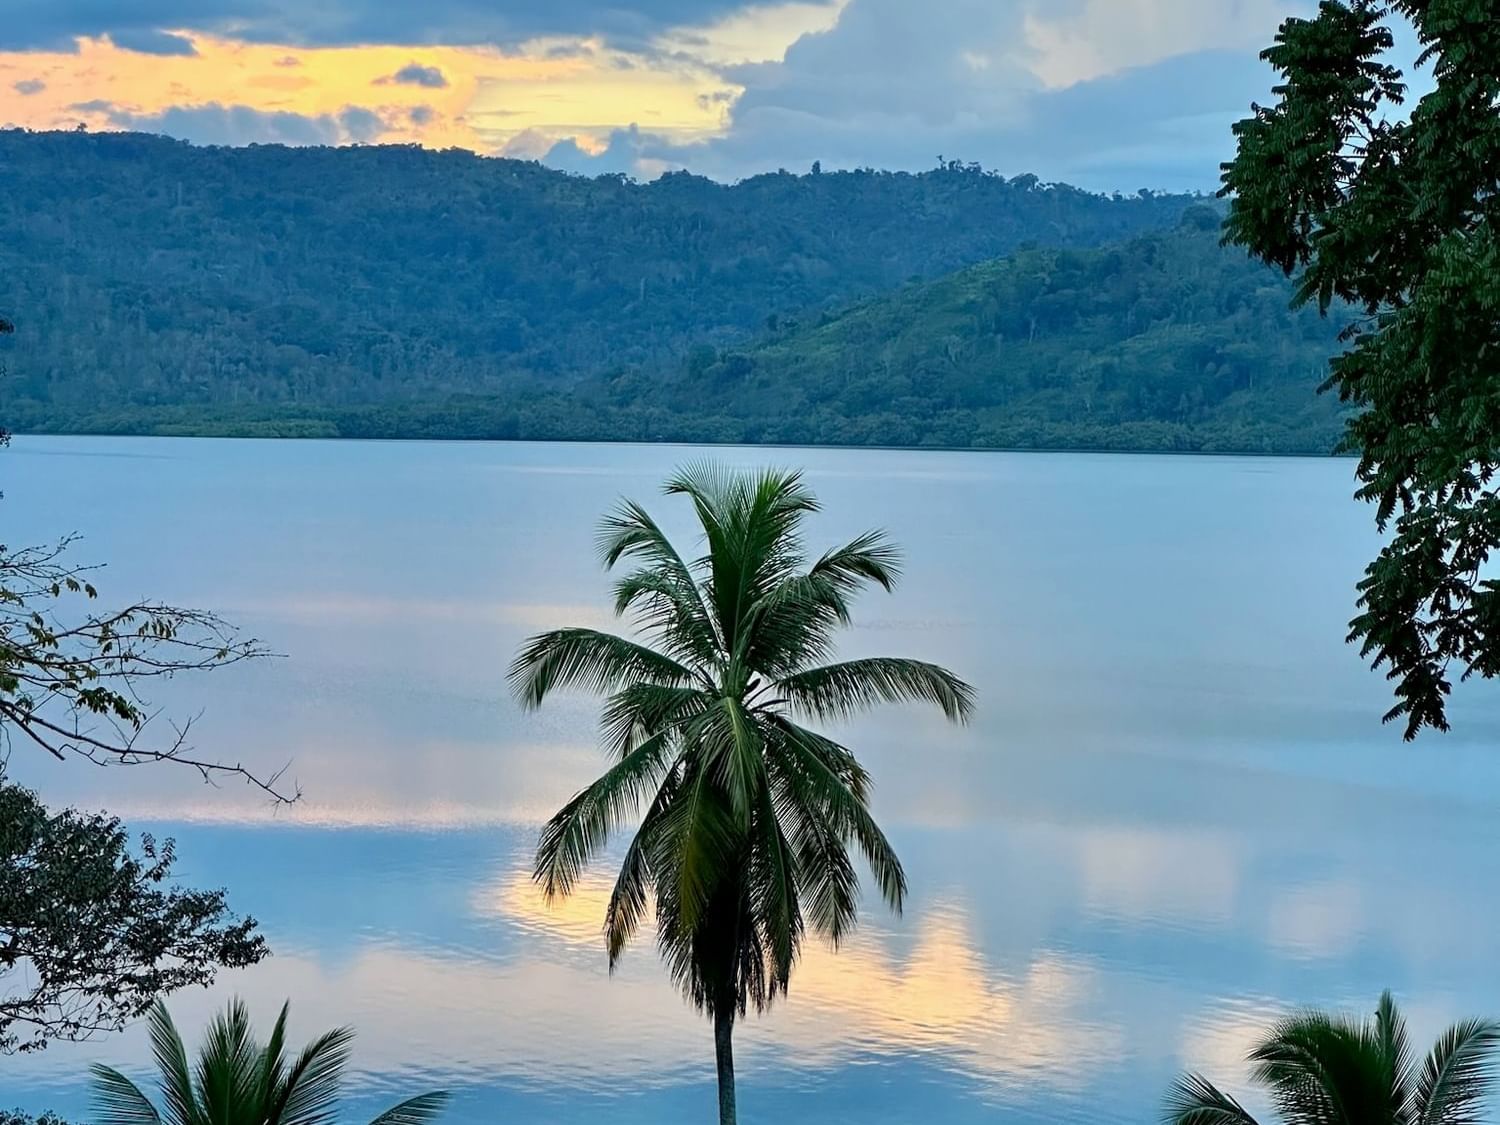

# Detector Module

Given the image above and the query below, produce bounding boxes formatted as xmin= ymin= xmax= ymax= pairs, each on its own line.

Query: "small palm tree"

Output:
xmin=1165 ymin=991 xmax=1500 ymax=1125
xmin=90 ymin=998 xmax=449 ymax=1125
xmin=509 ymin=464 xmax=974 ymax=1125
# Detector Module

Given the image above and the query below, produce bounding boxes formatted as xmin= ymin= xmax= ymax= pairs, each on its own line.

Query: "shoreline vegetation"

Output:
xmin=12 ymin=425 xmax=1353 ymax=459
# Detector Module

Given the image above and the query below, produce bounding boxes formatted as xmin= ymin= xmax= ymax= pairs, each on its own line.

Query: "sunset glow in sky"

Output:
xmin=0 ymin=0 xmax=1316 ymax=190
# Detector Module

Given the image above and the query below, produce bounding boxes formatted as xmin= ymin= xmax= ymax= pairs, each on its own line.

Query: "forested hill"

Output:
xmin=594 ymin=206 xmax=1353 ymax=453
xmin=0 ymin=133 xmax=1347 ymax=453
xmin=0 ymin=129 xmax=1196 ymax=437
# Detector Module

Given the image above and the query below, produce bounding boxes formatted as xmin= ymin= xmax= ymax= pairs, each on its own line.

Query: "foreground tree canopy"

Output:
xmin=510 ymin=466 xmax=974 ymax=1124
xmin=1222 ymin=0 xmax=1500 ymax=736
xmin=0 ymin=774 xmax=265 ymax=1053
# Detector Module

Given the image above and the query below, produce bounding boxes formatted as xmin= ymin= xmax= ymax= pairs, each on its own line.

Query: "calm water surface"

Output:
xmin=5 ymin=437 xmax=1500 ymax=1124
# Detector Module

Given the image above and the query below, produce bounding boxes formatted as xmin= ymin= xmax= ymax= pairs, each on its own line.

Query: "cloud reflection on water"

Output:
xmin=11 ymin=439 xmax=1500 ymax=1125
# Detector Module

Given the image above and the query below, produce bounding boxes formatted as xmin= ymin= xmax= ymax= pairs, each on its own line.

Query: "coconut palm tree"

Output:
xmin=509 ymin=464 xmax=974 ymax=1125
xmin=1165 ymin=991 xmax=1500 ymax=1125
xmin=90 ymin=998 xmax=449 ymax=1125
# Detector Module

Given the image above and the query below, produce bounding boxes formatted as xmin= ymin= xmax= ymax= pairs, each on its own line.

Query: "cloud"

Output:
xmin=535 ymin=124 xmax=677 ymax=181
xmin=695 ymin=88 xmax=736 ymax=110
xmin=107 ymin=28 xmax=198 ymax=55
xmin=13 ymin=79 xmax=46 ymax=96
xmin=408 ymin=104 xmax=437 ymax=126
xmin=535 ymin=0 xmax=1298 ymax=191
xmin=337 ymin=104 xmax=385 ymax=141
xmin=89 ymin=101 xmax=396 ymax=147
xmin=374 ymin=62 xmax=449 ymax=88
xmin=501 ymin=127 xmax=561 ymax=160
xmin=5 ymin=0 xmax=1320 ymax=193
xmin=540 ymin=124 xmax=653 ymax=175
xmin=3 ymin=0 xmax=761 ymax=51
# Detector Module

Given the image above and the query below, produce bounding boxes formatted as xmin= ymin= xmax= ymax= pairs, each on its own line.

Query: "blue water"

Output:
xmin=5 ymin=437 xmax=1500 ymax=1124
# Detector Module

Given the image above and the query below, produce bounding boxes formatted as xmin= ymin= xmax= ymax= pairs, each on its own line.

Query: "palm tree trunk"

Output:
xmin=714 ymin=1008 xmax=736 ymax=1125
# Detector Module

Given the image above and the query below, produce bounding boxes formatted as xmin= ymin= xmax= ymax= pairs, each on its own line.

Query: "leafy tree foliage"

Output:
xmin=0 ymin=1112 xmax=68 ymax=1125
xmin=1164 ymin=990 xmax=1500 ymax=1125
xmin=91 ymin=998 xmax=449 ymax=1125
xmin=0 ymin=130 xmax=1192 ymax=439
xmin=634 ymin=209 xmax=1351 ymax=453
xmin=0 ymin=774 xmax=265 ymax=1053
xmin=509 ymin=466 xmax=973 ymax=1124
xmin=1221 ymin=0 xmax=1500 ymax=736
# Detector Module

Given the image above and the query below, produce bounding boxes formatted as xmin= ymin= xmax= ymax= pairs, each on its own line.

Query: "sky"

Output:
xmin=0 ymin=0 xmax=1321 ymax=192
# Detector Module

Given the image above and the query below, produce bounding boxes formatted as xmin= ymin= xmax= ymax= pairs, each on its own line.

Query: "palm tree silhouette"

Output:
xmin=510 ymin=464 xmax=974 ymax=1124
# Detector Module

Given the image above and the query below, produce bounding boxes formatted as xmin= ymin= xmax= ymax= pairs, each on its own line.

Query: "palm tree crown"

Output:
xmin=509 ymin=464 xmax=974 ymax=1123
xmin=1166 ymin=991 xmax=1500 ymax=1125
xmin=91 ymin=998 xmax=449 ymax=1125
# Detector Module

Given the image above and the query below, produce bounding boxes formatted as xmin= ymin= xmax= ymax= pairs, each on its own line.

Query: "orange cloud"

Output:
xmin=0 ymin=31 xmax=728 ymax=152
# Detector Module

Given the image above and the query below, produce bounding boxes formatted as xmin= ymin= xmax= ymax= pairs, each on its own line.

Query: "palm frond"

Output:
xmin=777 ymin=789 xmax=859 ymax=945
xmin=599 ymin=683 xmax=707 ymax=760
xmin=1250 ymin=1010 xmax=1381 ymax=1125
xmin=145 ymin=1000 xmax=199 ymax=1125
xmin=1415 ymin=1017 xmax=1500 ymax=1125
xmin=777 ymin=656 xmax=975 ymax=724
xmin=809 ymin=530 xmax=903 ymax=593
xmin=766 ymin=715 xmax=871 ymax=799
xmin=508 ymin=628 xmax=693 ymax=709
xmin=1162 ymin=1072 xmax=1263 ymax=1125
xmin=611 ymin=565 xmax=721 ymax=669
xmin=89 ymin=1065 xmax=163 ymax=1125
xmin=770 ymin=717 xmax=905 ymax=913
xmin=699 ymin=695 xmax=766 ymax=819
xmin=653 ymin=757 xmax=739 ymax=935
xmin=1375 ymin=990 xmax=1418 ymax=1124
xmin=599 ymin=495 xmax=723 ymax=664
xmin=598 ymin=496 xmax=701 ymax=578
xmin=605 ymin=771 xmax=679 ymax=966
xmin=735 ymin=530 xmax=904 ymax=677
xmin=534 ymin=730 xmax=680 ymax=900
xmin=365 ymin=1092 xmax=451 ymax=1125
xmin=193 ymin=996 xmax=261 ymax=1125
xmin=272 ymin=1026 xmax=355 ymax=1125
xmin=737 ymin=573 xmax=849 ymax=678
xmin=257 ymin=1001 xmax=292 ymax=1111
xmin=663 ymin=459 xmax=746 ymax=514
xmin=670 ymin=464 xmax=817 ymax=655
xmin=748 ymin=775 xmax=799 ymax=975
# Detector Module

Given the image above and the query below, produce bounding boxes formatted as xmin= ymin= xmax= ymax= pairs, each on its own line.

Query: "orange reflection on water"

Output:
xmin=486 ymin=871 xmax=1121 ymax=1089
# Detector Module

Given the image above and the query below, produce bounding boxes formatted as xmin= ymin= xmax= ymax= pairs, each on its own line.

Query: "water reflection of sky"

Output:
xmin=5 ymin=437 xmax=1500 ymax=1124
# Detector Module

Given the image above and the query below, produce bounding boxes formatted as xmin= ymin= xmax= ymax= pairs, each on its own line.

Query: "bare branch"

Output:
xmin=0 ymin=535 xmax=297 ymax=803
